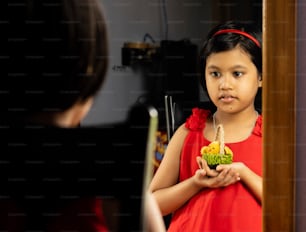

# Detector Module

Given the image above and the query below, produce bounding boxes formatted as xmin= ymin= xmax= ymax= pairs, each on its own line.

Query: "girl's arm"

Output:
xmin=149 ymin=124 xmax=203 ymax=216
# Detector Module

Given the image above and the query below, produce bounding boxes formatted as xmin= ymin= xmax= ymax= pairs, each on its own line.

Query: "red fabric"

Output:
xmin=48 ymin=198 xmax=109 ymax=232
xmin=168 ymin=108 xmax=262 ymax=232
xmin=5 ymin=198 xmax=109 ymax=232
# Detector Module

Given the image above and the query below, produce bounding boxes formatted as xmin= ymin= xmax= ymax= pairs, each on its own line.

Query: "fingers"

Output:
xmin=216 ymin=167 xmax=240 ymax=186
xmin=196 ymin=156 xmax=219 ymax=177
xmin=196 ymin=156 xmax=203 ymax=169
xmin=195 ymin=168 xmax=206 ymax=176
xmin=195 ymin=157 xmax=240 ymax=188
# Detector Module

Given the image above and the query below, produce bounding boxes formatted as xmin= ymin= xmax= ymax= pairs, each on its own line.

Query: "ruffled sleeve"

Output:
xmin=185 ymin=108 xmax=210 ymax=131
xmin=252 ymin=114 xmax=262 ymax=137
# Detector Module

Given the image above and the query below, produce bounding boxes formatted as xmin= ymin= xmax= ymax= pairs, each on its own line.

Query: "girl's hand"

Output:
xmin=211 ymin=163 xmax=241 ymax=187
xmin=195 ymin=156 xmax=241 ymax=188
xmin=196 ymin=156 xmax=219 ymax=177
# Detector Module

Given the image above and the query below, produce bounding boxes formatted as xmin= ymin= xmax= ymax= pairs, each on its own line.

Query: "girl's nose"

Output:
xmin=219 ymin=75 xmax=233 ymax=90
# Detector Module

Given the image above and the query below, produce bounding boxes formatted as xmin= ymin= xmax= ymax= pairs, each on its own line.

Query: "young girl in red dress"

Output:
xmin=149 ymin=20 xmax=262 ymax=232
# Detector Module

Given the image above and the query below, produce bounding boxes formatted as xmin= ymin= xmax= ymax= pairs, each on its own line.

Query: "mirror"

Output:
xmin=213 ymin=0 xmax=296 ymax=231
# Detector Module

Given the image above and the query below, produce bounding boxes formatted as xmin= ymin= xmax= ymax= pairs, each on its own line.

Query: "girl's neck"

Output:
xmin=210 ymin=110 xmax=259 ymax=143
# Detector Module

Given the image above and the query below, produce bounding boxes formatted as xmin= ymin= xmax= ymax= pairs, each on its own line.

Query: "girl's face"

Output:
xmin=205 ymin=46 xmax=262 ymax=114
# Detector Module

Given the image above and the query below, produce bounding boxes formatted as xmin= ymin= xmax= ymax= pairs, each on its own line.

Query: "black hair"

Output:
xmin=199 ymin=21 xmax=262 ymax=97
xmin=5 ymin=0 xmax=108 ymax=121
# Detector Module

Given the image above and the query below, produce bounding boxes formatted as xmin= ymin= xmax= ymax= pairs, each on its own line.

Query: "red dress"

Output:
xmin=167 ymin=108 xmax=262 ymax=232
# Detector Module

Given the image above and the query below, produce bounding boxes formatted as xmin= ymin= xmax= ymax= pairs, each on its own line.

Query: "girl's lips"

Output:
xmin=220 ymin=95 xmax=236 ymax=103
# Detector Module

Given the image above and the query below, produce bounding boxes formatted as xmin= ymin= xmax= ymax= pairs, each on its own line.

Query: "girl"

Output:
xmin=5 ymin=0 xmax=165 ymax=231
xmin=149 ymin=21 xmax=262 ymax=232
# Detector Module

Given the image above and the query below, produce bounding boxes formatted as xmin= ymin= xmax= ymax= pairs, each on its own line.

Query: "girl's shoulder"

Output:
xmin=184 ymin=107 xmax=211 ymax=131
xmin=253 ymin=113 xmax=262 ymax=137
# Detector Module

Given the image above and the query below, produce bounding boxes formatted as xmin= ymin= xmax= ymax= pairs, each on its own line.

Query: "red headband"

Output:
xmin=213 ymin=29 xmax=261 ymax=48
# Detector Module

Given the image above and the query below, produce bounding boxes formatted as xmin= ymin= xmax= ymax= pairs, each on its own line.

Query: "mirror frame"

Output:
xmin=263 ymin=0 xmax=296 ymax=231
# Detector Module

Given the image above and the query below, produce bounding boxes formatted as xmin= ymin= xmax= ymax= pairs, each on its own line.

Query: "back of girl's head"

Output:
xmin=5 ymin=0 xmax=108 ymax=119
xmin=199 ymin=20 xmax=262 ymax=94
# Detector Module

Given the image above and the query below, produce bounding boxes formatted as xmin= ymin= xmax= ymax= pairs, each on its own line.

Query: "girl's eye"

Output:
xmin=233 ymin=71 xmax=243 ymax=77
xmin=210 ymin=71 xmax=221 ymax=78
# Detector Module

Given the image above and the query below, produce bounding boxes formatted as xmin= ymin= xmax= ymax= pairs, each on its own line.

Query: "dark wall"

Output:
xmin=212 ymin=0 xmax=262 ymax=28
